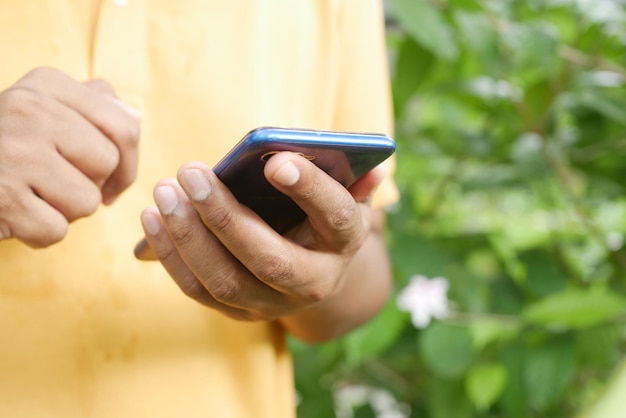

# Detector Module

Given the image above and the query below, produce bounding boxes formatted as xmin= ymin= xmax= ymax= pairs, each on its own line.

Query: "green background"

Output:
xmin=293 ymin=0 xmax=626 ymax=417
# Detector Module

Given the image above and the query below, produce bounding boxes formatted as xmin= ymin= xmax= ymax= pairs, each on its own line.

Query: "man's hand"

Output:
xmin=139 ymin=151 xmax=391 ymax=342
xmin=0 ymin=67 xmax=140 ymax=247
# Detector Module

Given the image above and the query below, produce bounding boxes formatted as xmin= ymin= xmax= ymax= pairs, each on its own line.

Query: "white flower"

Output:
xmin=334 ymin=384 xmax=409 ymax=418
xmin=396 ymin=275 xmax=450 ymax=329
xmin=607 ymin=232 xmax=624 ymax=251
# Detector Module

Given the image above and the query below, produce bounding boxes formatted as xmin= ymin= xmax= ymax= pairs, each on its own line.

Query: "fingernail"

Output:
xmin=179 ymin=169 xmax=211 ymax=201
xmin=141 ymin=212 xmax=161 ymax=235
xmin=154 ymin=185 xmax=179 ymax=215
xmin=273 ymin=161 xmax=300 ymax=186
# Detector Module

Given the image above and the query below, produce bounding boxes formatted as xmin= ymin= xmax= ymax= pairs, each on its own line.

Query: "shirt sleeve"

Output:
xmin=332 ymin=0 xmax=399 ymax=209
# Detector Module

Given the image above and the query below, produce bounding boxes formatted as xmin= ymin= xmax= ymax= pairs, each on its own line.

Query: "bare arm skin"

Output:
xmin=138 ymin=151 xmax=392 ymax=343
xmin=278 ymin=208 xmax=392 ymax=343
xmin=0 ymin=67 xmax=140 ymax=247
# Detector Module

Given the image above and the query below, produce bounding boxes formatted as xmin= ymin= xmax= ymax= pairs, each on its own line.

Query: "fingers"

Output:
xmin=15 ymin=67 xmax=141 ymax=203
xmin=140 ymin=207 xmax=250 ymax=320
xmin=139 ymin=154 xmax=376 ymax=318
xmin=0 ymin=67 xmax=141 ymax=247
xmin=347 ymin=161 xmax=387 ymax=203
xmin=24 ymin=89 xmax=122 ymax=189
xmin=264 ymin=152 xmax=370 ymax=251
xmin=0 ymin=183 xmax=69 ymax=248
xmin=140 ymin=177 xmax=289 ymax=319
xmin=175 ymin=162 xmax=313 ymax=289
xmin=28 ymin=152 xmax=103 ymax=221
xmin=174 ymin=161 xmax=347 ymax=300
xmin=0 ymin=127 xmax=103 ymax=246
xmin=83 ymin=78 xmax=141 ymax=202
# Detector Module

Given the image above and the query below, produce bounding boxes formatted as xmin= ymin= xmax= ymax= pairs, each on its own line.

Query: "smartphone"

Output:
xmin=134 ymin=127 xmax=395 ymax=259
xmin=214 ymin=127 xmax=396 ymax=233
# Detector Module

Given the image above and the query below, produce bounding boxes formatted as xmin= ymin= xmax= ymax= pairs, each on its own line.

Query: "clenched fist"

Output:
xmin=0 ymin=67 xmax=140 ymax=248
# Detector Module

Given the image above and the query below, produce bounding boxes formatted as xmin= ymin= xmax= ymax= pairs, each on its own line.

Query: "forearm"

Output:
xmin=279 ymin=210 xmax=392 ymax=344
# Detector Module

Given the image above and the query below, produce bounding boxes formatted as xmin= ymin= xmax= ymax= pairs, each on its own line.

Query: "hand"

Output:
xmin=138 ymin=151 xmax=386 ymax=324
xmin=0 ymin=67 xmax=140 ymax=247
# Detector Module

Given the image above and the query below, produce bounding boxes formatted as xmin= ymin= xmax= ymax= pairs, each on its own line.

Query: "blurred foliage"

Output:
xmin=293 ymin=0 xmax=626 ymax=417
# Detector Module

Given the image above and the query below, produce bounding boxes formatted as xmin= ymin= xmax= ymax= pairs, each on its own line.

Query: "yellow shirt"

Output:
xmin=0 ymin=1 xmax=396 ymax=417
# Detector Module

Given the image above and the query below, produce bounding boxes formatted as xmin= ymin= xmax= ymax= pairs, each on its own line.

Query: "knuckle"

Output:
xmin=303 ymin=281 xmax=334 ymax=303
xmin=100 ymin=121 xmax=140 ymax=171
xmin=151 ymin=244 xmax=179 ymax=267
xmin=180 ymin=278 xmax=208 ymax=300
xmin=167 ymin=222 xmax=195 ymax=246
xmin=254 ymin=253 xmax=295 ymax=284
xmin=205 ymin=206 xmax=235 ymax=231
xmin=328 ymin=204 xmax=355 ymax=233
xmin=26 ymin=220 xmax=69 ymax=249
xmin=23 ymin=66 xmax=60 ymax=83
xmin=327 ymin=198 xmax=365 ymax=252
xmin=119 ymin=120 xmax=141 ymax=146
xmin=13 ymin=218 xmax=69 ymax=248
xmin=0 ymin=87 xmax=45 ymax=120
xmin=210 ymin=279 xmax=241 ymax=304
xmin=97 ymin=145 xmax=121 ymax=176
xmin=84 ymin=78 xmax=116 ymax=96
xmin=110 ymin=115 xmax=140 ymax=150
xmin=69 ymin=187 xmax=102 ymax=220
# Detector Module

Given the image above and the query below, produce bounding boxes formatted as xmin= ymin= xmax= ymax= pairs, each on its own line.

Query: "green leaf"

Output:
xmin=575 ymin=324 xmax=623 ymax=369
xmin=342 ymin=298 xmax=406 ymax=367
xmin=453 ymin=11 xmax=500 ymax=71
xmin=465 ymin=249 xmax=501 ymax=281
xmin=500 ymin=342 xmax=531 ymax=418
xmin=576 ymin=91 xmax=626 ymax=125
xmin=419 ymin=322 xmax=474 ymax=379
xmin=523 ymin=337 xmax=576 ymax=411
xmin=392 ymin=37 xmax=435 ymax=113
xmin=518 ymin=249 xmax=568 ymax=298
xmin=489 ymin=233 xmax=527 ymax=284
xmin=469 ymin=318 xmax=521 ymax=351
xmin=390 ymin=233 xmax=455 ymax=279
xmin=292 ymin=343 xmax=341 ymax=418
xmin=428 ymin=377 xmax=474 ymax=418
xmin=523 ymin=287 xmax=626 ymax=330
xmin=450 ymin=0 xmax=482 ymax=11
xmin=354 ymin=404 xmax=377 ymax=418
xmin=387 ymin=0 xmax=459 ymax=61
xmin=505 ymin=22 xmax=559 ymax=81
xmin=465 ymin=363 xmax=508 ymax=411
xmin=523 ymin=78 xmax=554 ymax=129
